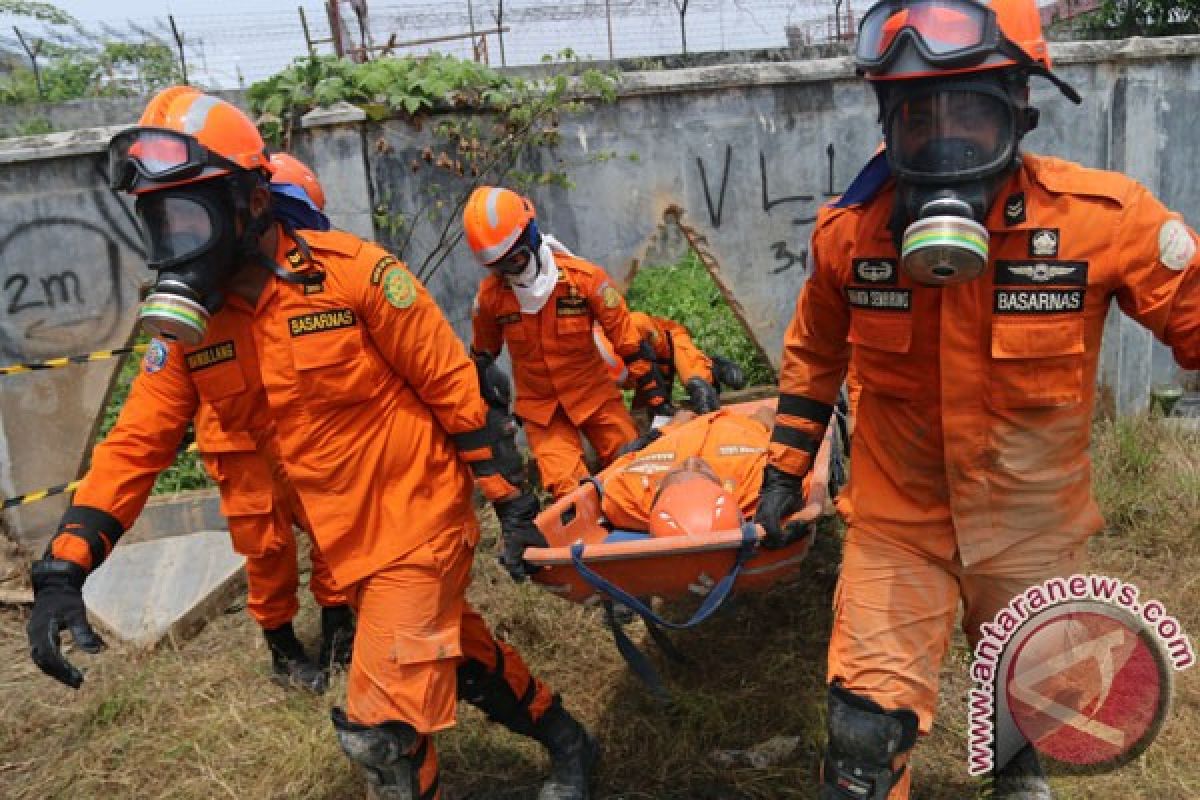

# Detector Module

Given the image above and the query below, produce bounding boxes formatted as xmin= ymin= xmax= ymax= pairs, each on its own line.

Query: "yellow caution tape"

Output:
xmin=2 ymin=443 xmax=201 ymax=510
xmin=0 ymin=344 xmax=149 ymax=377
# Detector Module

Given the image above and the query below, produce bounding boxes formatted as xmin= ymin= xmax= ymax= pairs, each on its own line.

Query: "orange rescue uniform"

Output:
xmin=193 ymin=406 xmax=345 ymax=629
xmin=599 ymin=409 xmax=769 ymax=530
xmin=769 ymin=153 xmax=1200 ymax=766
xmin=63 ymin=229 xmax=554 ymax=754
xmin=472 ymin=255 xmax=642 ymax=497
xmin=597 ymin=312 xmax=715 ymax=411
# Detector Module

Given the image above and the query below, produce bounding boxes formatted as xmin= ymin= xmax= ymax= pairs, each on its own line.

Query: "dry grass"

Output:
xmin=1 ymin=415 xmax=1197 ymax=799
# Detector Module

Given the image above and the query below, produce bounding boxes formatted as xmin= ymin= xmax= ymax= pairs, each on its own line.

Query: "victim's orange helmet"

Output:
xmin=648 ymin=469 xmax=743 ymax=540
xmin=269 ymin=152 xmax=326 ymax=210
xmin=109 ymin=86 xmax=272 ymax=195
xmin=463 ymin=186 xmax=540 ymax=268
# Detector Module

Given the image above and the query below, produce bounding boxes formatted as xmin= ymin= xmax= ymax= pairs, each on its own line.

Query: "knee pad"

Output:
xmin=820 ymin=684 xmax=919 ymax=800
xmin=332 ymin=707 xmax=435 ymax=799
xmin=456 ymin=644 xmax=539 ymax=737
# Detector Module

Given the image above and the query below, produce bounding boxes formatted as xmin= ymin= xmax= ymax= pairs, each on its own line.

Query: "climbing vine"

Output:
xmin=248 ymin=51 xmax=619 ymax=279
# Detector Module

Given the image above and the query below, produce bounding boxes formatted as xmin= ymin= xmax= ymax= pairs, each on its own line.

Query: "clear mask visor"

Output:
xmin=888 ymin=87 xmax=1015 ymax=182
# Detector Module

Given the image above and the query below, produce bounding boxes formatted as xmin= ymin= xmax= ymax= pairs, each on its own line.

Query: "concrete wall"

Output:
xmin=2 ymin=36 xmax=1199 ymax=551
xmin=0 ymin=126 xmax=152 ymax=549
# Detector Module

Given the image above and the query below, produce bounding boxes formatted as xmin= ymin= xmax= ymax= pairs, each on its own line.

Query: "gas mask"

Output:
xmin=134 ymin=174 xmax=269 ymax=344
xmin=882 ymin=76 xmax=1030 ymax=286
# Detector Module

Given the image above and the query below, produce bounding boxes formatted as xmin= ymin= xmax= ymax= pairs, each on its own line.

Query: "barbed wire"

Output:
xmin=1 ymin=0 xmax=847 ymax=88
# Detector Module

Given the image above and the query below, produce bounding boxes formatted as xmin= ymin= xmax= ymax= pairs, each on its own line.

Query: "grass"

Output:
xmin=1 ymin=410 xmax=1196 ymax=798
xmin=626 ymin=251 xmax=776 ymax=394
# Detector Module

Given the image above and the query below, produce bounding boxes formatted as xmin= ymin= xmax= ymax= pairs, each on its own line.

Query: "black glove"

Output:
xmin=493 ymin=491 xmax=549 ymax=581
xmin=615 ymin=427 xmax=662 ymax=457
xmin=685 ymin=377 xmax=720 ymax=414
xmin=710 ymin=354 xmax=747 ymax=391
xmin=755 ymin=465 xmax=811 ymax=550
xmin=471 ymin=351 xmax=513 ymax=412
xmin=27 ymin=558 xmax=106 ymax=689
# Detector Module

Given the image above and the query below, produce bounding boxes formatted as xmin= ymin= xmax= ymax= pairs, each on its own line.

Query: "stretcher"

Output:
xmin=524 ymin=398 xmax=842 ymax=695
xmin=526 ymin=399 xmax=836 ymax=605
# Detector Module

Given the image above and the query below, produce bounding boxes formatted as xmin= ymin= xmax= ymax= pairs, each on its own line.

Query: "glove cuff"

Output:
xmin=48 ymin=505 xmax=124 ymax=572
xmin=31 ymin=557 xmax=88 ymax=590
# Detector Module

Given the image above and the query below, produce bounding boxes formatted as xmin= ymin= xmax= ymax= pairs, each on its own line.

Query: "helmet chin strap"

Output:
xmin=254 ymin=223 xmax=326 ymax=286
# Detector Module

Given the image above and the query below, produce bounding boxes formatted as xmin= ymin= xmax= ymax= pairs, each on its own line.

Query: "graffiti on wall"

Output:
xmin=695 ymin=142 xmax=848 ymax=276
xmin=0 ymin=188 xmax=144 ymax=362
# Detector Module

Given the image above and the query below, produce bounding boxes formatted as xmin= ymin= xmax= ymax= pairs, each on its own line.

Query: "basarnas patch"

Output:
xmin=993 ymin=288 xmax=1084 ymax=314
xmin=289 ymin=308 xmax=356 ymax=336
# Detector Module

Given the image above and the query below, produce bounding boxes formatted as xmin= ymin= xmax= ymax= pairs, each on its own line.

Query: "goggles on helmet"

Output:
xmin=109 ymin=127 xmax=241 ymax=192
xmin=856 ymin=0 xmax=1082 ymax=103
xmin=856 ymin=0 xmax=1006 ymax=72
xmin=886 ymin=82 xmax=1016 ymax=183
xmin=486 ymin=219 xmax=541 ymax=277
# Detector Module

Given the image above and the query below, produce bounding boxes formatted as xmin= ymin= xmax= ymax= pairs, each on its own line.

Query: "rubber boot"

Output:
xmin=530 ymin=699 xmax=600 ymax=800
xmin=332 ymin=707 xmax=423 ymax=800
xmin=982 ymin=744 xmax=1053 ymax=799
xmin=318 ymin=604 xmax=356 ymax=671
xmin=263 ymin=622 xmax=327 ymax=695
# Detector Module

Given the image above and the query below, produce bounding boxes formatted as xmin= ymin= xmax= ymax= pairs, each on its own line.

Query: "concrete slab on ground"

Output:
xmin=82 ymin=530 xmax=245 ymax=648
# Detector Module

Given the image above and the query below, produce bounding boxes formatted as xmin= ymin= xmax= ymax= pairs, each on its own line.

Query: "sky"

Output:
xmin=2 ymin=1 xmax=848 ymax=88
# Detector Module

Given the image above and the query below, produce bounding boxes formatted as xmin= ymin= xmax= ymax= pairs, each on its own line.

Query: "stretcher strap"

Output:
xmin=568 ymin=521 xmax=758 ymax=630
xmin=601 ymin=599 xmax=672 ymax=704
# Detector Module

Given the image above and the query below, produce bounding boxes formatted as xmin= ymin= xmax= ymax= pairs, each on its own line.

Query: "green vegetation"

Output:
xmin=249 ymin=52 xmax=618 ymax=281
xmin=96 ymin=340 xmax=212 ymax=495
xmin=626 ymin=250 xmax=775 ymax=393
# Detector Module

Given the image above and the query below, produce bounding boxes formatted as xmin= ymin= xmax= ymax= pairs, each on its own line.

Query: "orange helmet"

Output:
xmin=649 ymin=472 xmax=743 ymax=539
xmin=463 ymin=186 xmax=539 ymax=267
xmin=109 ymin=86 xmax=271 ymax=194
xmin=269 ymin=152 xmax=326 ymax=210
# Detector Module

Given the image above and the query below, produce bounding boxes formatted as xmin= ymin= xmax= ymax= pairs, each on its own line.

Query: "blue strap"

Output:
xmin=831 ymin=150 xmax=891 ymax=209
xmin=601 ymin=599 xmax=672 ymax=705
xmin=568 ymin=521 xmax=758 ymax=630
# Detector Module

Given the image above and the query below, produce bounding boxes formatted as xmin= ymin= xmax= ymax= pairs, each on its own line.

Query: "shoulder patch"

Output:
xmin=143 ymin=338 xmax=169 ymax=374
xmin=602 ymin=285 xmax=622 ymax=309
xmin=1158 ymin=219 xmax=1196 ymax=271
xmin=382 ymin=266 xmax=418 ymax=309
xmin=371 ymin=255 xmax=399 ymax=286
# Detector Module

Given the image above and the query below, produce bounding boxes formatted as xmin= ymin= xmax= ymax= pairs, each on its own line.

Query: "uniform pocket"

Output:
xmin=989 ymin=319 xmax=1085 ymax=408
xmin=209 ymin=452 xmax=274 ymax=516
xmin=556 ymin=315 xmax=591 ymax=336
xmin=191 ymin=363 xmax=247 ymax=404
xmin=291 ymin=327 xmax=384 ymax=408
xmin=847 ymin=312 xmax=926 ymax=399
